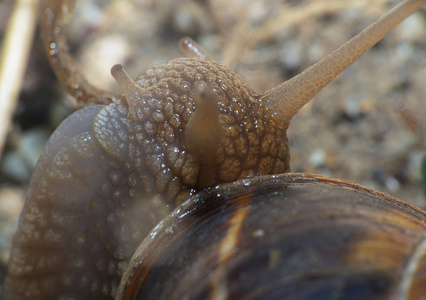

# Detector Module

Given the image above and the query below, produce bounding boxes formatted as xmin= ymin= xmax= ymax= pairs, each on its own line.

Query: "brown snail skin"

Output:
xmin=2 ymin=0 xmax=426 ymax=299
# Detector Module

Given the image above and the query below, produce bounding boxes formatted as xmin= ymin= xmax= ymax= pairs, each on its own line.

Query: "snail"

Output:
xmin=1 ymin=0 xmax=426 ymax=299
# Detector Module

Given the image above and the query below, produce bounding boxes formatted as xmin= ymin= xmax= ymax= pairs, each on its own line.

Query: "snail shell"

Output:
xmin=118 ymin=174 xmax=426 ymax=299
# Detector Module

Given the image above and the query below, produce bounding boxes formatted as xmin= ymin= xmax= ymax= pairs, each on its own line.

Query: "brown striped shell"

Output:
xmin=118 ymin=174 xmax=426 ymax=299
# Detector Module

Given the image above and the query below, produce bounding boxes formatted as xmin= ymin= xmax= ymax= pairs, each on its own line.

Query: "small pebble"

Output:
xmin=343 ymin=95 xmax=361 ymax=119
xmin=80 ymin=35 xmax=132 ymax=90
xmin=17 ymin=128 xmax=50 ymax=169
xmin=396 ymin=13 xmax=426 ymax=42
xmin=385 ymin=176 xmax=401 ymax=193
xmin=0 ymin=153 xmax=30 ymax=183
xmin=406 ymin=151 xmax=424 ymax=182
xmin=252 ymin=229 xmax=265 ymax=238
xmin=309 ymin=148 xmax=326 ymax=168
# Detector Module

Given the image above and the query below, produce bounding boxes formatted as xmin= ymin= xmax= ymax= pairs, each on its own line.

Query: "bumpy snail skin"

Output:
xmin=2 ymin=44 xmax=289 ymax=300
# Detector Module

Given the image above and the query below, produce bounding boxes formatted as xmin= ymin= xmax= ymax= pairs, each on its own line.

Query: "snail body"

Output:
xmin=4 ymin=55 xmax=288 ymax=299
xmin=2 ymin=0 xmax=426 ymax=299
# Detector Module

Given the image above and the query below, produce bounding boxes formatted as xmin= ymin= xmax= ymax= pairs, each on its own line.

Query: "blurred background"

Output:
xmin=0 ymin=0 xmax=425 ymax=286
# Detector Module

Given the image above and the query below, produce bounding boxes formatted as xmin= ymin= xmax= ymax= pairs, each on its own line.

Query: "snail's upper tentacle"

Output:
xmin=262 ymin=0 xmax=426 ymax=125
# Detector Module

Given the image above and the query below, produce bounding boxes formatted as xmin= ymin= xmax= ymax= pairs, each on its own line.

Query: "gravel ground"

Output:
xmin=0 ymin=0 xmax=425 ymax=288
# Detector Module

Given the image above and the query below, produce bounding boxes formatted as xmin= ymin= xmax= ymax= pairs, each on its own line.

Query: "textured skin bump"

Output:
xmin=133 ymin=57 xmax=289 ymax=190
xmin=2 ymin=105 xmax=172 ymax=299
xmin=3 ymin=57 xmax=289 ymax=299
